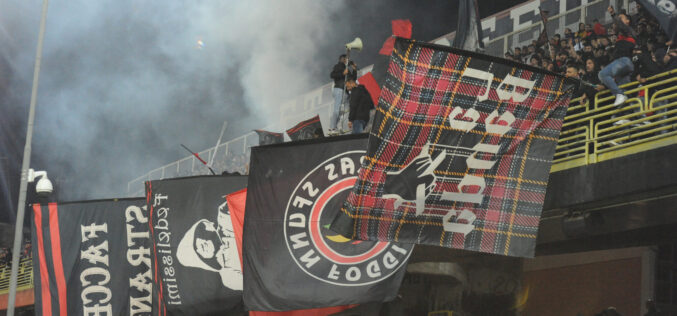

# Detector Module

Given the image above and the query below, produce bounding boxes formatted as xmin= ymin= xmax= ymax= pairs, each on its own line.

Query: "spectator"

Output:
xmin=564 ymin=28 xmax=575 ymax=40
xmin=529 ymin=55 xmax=541 ymax=67
xmin=566 ymin=64 xmax=585 ymax=99
xmin=593 ymin=18 xmax=607 ymax=35
xmin=345 ymin=79 xmax=374 ymax=134
xmin=581 ymin=42 xmax=594 ymax=62
xmin=582 ymin=58 xmax=604 ymax=102
xmin=347 ymin=61 xmax=358 ymax=82
xmin=513 ymin=47 xmax=522 ymax=60
xmin=598 ymin=6 xmax=637 ymax=106
xmin=573 ymin=37 xmax=584 ymax=52
xmin=655 ymin=41 xmax=677 ymax=70
xmin=522 ymin=44 xmax=536 ymax=63
xmin=576 ymin=22 xmax=587 ymax=38
xmin=550 ymin=34 xmax=561 ymax=48
xmin=329 ymin=54 xmax=348 ymax=134
xmin=633 ymin=45 xmax=661 ymax=82
xmin=504 ymin=51 xmax=515 ymax=61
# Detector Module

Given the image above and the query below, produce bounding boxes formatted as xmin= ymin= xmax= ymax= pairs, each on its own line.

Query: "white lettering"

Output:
xmin=81 ymin=241 xmax=109 ymax=266
xmin=302 ymin=181 xmax=319 ymax=197
xmin=299 ymin=249 xmax=321 ymax=268
xmin=340 ymin=157 xmax=355 ymax=175
xmin=289 ymin=232 xmax=310 ymax=249
xmin=440 ymin=175 xmax=486 ymax=204
xmin=346 ymin=267 xmax=361 ymax=281
xmin=288 ymin=213 xmax=306 ymax=228
xmin=448 ymin=106 xmax=480 ymax=131
xmin=462 ymin=67 xmax=494 ymax=102
xmin=292 ymin=196 xmax=313 ymax=209
xmin=82 ymin=285 xmax=112 ymax=305
xmin=153 ymin=193 xmax=168 ymax=207
xmin=328 ymin=264 xmax=340 ymax=280
xmin=325 ymin=164 xmax=338 ymax=181
xmin=496 ymin=74 xmax=535 ymax=103
xmin=383 ymin=251 xmax=399 ymax=269
xmin=442 ymin=209 xmax=477 ymax=235
xmin=485 ymin=110 xmax=516 ymax=136
xmin=81 ymin=223 xmax=108 ymax=242
xmin=366 ymin=260 xmax=382 ymax=278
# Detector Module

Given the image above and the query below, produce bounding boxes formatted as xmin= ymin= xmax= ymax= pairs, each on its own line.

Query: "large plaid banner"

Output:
xmin=331 ymin=38 xmax=573 ymax=257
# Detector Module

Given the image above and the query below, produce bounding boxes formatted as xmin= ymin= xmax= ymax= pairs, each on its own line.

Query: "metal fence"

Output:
xmin=126 ymin=93 xmax=338 ymax=197
xmin=0 ymin=257 xmax=33 ymax=295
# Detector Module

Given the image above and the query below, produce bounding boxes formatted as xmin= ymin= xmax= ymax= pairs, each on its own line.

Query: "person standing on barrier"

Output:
xmin=345 ymin=79 xmax=374 ymax=134
xmin=329 ymin=54 xmax=348 ymax=135
xmin=598 ymin=6 xmax=638 ymax=108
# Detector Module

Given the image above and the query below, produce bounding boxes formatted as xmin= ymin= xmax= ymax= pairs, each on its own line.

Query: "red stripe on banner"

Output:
xmin=357 ymin=72 xmax=381 ymax=106
xmin=286 ymin=115 xmax=320 ymax=134
xmin=147 ymin=182 xmax=167 ymax=314
xmin=48 ymin=203 xmax=68 ymax=316
xmin=226 ymin=189 xmax=247 ymax=268
xmin=33 ymin=204 xmax=53 ymax=316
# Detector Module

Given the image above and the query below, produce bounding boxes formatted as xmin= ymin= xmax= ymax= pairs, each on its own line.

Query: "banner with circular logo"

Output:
xmin=243 ymin=136 xmax=414 ymax=311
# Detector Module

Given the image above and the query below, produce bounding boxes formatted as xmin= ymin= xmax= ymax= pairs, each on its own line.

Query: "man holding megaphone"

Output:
xmin=329 ymin=54 xmax=348 ymax=135
xmin=328 ymin=37 xmax=363 ymax=136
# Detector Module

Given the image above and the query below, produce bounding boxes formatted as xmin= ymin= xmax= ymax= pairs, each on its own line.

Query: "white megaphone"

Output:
xmin=345 ymin=37 xmax=363 ymax=51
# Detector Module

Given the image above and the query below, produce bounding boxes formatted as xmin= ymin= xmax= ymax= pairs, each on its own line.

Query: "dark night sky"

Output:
xmin=0 ymin=0 xmax=523 ymax=224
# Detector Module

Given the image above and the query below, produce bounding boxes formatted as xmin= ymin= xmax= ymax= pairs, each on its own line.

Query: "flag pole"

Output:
xmin=7 ymin=0 xmax=49 ymax=314
xmin=208 ymin=121 xmax=228 ymax=168
xmin=181 ymin=144 xmax=216 ymax=175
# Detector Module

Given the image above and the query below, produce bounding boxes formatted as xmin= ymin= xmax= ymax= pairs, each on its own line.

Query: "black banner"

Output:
xmin=31 ymin=199 xmax=151 ymax=316
xmin=637 ymin=0 xmax=677 ymax=43
xmin=242 ymin=135 xmax=414 ymax=311
xmin=146 ymin=175 xmax=248 ymax=316
xmin=286 ymin=115 xmax=324 ymax=141
xmin=255 ymin=129 xmax=284 ymax=146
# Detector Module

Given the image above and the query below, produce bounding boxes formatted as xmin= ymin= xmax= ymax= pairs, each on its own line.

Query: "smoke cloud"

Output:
xmin=0 ymin=0 xmax=352 ymax=207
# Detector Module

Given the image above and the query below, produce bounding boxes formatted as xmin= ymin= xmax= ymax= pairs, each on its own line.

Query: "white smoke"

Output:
xmin=0 ymin=0 xmax=349 ymax=202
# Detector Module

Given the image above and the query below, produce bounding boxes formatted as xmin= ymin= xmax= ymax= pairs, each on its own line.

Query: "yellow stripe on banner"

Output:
xmin=398 ymin=54 xmax=473 ymax=243
xmin=503 ymin=78 xmax=567 ymax=255
xmin=374 ymin=107 xmax=559 ymax=141
xmin=475 ymin=227 xmax=537 ymax=239
xmin=439 ymin=65 xmax=518 ymax=246
xmin=504 ymin=134 xmax=534 ymax=255
xmin=346 ymin=41 xmax=416 ymax=239
xmin=393 ymin=50 xmax=565 ymax=97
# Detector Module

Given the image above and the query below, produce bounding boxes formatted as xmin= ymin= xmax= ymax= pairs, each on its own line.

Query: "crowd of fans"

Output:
xmin=0 ymin=241 xmax=31 ymax=268
xmin=504 ymin=5 xmax=677 ymax=108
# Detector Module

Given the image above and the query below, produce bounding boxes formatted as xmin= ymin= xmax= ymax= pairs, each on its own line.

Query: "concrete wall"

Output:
xmin=523 ymin=247 xmax=655 ymax=316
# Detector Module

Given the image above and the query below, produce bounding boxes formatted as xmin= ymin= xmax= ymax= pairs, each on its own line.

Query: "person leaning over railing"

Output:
xmin=598 ymin=5 xmax=638 ymax=108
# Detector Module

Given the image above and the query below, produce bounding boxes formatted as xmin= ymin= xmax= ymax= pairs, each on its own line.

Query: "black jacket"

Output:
xmin=633 ymin=52 xmax=661 ymax=79
xmin=330 ymin=62 xmax=347 ymax=89
xmin=348 ymin=85 xmax=374 ymax=122
xmin=611 ymin=15 xmax=637 ymax=60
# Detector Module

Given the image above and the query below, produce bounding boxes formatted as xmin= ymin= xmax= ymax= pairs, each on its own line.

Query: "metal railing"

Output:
xmin=0 ymin=257 xmax=33 ymax=295
xmin=552 ymin=69 xmax=677 ymax=172
xmin=126 ymin=95 xmax=339 ymax=197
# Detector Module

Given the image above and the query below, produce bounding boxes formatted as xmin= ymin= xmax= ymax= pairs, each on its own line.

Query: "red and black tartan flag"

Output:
xmin=331 ymin=38 xmax=573 ymax=258
xmin=286 ymin=115 xmax=324 ymax=141
xmin=31 ymin=199 xmax=151 ymax=316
